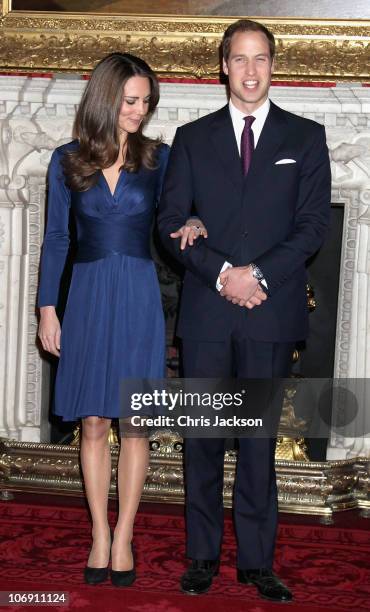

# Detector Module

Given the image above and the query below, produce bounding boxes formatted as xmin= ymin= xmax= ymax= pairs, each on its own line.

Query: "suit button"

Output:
xmin=242 ymin=231 xmax=248 ymax=238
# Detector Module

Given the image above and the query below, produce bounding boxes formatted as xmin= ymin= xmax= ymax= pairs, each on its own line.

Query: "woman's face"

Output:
xmin=118 ymin=75 xmax=151 ymax=136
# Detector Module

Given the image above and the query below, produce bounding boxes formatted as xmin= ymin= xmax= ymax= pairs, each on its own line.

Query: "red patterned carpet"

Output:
xmin=0 ymin=496 xmax=369 ymax=611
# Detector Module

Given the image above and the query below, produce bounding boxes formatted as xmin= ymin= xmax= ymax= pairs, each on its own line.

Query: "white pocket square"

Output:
xmin=275 ymin=159 xmax=296 ymax=165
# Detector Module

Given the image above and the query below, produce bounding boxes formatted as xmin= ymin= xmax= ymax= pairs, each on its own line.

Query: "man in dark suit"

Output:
xmin=158 ymin=19 xmax=331 ymax=603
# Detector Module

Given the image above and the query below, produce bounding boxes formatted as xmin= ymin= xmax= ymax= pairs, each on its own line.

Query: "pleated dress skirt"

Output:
xmin=53 ymin=253 xmax=166 ymax=421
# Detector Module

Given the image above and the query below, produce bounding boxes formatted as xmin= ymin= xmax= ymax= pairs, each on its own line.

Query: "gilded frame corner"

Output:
xmin=0 ymin=1 xmax=369 ymax=81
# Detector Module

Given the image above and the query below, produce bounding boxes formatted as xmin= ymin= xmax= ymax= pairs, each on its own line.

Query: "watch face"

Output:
xmin=252 ymin=265 xmax=263 ymax=280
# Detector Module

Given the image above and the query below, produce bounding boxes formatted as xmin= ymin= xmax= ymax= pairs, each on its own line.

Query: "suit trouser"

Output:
xmin=182 ymin=332 xmax=294 ymax=569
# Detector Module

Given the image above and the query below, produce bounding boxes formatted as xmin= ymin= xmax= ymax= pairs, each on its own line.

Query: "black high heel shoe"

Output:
xmin=84 ymin=528 xmax=112 ymax=585
xmin=110 ymin=542 xmax=136 ymax=587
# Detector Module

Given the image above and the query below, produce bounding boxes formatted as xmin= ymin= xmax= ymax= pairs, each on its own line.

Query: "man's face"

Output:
xmin=223 ymin=30 xmax=274 ymax=114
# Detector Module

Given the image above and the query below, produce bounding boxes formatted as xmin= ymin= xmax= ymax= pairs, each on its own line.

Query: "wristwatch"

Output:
xmin=250 ymin=262 xmax=265 ymax=283
xmin=250 ymin=262 xmax=268 ymax=292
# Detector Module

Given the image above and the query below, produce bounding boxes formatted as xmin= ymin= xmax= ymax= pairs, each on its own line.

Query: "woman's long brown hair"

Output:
xmin=62 ymin=52 xmax=161 ymax=192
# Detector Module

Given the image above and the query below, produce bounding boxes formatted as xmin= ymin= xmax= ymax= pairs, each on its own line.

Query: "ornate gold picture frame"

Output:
xmin=0 ymin=0 xmax=369 ymax=81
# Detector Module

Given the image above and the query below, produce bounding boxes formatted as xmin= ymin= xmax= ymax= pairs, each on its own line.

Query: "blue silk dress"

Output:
xmin=38 ymin=141 xmax=169 ymax=421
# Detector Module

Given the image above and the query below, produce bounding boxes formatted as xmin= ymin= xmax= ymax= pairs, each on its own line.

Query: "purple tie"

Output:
xmin=241 ymin=115 xmax=255 ymax=176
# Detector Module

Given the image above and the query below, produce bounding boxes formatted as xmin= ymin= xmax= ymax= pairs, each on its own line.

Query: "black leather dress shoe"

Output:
xmin=237 ymin=568 xmax=293 ymax=602
xmin=181 ymin=560 xmax=220 ymax=595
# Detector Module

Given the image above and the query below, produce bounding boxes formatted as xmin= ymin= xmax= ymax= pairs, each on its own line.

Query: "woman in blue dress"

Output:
xmin=37 ymin=53 xmax=206 ymax=587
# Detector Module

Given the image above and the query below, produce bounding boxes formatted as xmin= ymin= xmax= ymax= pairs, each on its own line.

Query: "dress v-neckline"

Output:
xmin=101 ymin=169 xmax=124 ymax=199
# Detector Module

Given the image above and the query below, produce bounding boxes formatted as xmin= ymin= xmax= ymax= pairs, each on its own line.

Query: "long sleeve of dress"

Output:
xmin=37 ymin=148 xmax=71 ymax=307
xmin=155 ymin=143 xmax=170 ymax=205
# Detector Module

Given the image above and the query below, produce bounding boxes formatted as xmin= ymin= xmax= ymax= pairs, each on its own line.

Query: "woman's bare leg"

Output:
xmin=112 ymin=431 xmax=149 ymax=571
xmin=80 ymin=416 xmax=112 ymax=567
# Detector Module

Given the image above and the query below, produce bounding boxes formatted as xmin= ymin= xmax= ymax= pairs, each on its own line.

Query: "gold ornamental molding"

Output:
xmin=1 ymin=436 xmax=369 ymax=519
xmin=0 ymin=2 xmax=369 ymax=81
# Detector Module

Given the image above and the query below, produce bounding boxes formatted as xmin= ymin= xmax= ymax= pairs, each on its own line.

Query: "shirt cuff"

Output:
xmin=260 ymin=278 xmax=268 ymax=289
xmin=216 ymin=261 xmax=233 ymax=291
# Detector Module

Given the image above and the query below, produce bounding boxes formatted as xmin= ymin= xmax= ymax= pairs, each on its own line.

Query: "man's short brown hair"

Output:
xmin=222 ymin=19 xmax=275 ymax=62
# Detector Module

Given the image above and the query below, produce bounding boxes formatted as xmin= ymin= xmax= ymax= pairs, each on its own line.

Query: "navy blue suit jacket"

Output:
xmin=158 ymin=101 xmax=331 ymax=342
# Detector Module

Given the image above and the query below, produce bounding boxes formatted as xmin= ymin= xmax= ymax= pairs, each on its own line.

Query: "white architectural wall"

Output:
xmin=0 ymin=76 xmax=369 ymax=455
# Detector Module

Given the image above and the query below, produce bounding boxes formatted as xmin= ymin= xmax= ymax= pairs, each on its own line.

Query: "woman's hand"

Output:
xmin=170 ymin=218 xmax=208 ymax=250
xmin=38 ymin=306 xmax=61 ymax=356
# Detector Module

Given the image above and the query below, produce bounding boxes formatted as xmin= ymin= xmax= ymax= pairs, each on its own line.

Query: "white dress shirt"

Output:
xmin=229 ymin=97 xmax=270 ymax=153
xmin=215 ymin=98 xmax=270 ymax=292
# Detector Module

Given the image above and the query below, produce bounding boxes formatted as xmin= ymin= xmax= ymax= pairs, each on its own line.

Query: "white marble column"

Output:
xmin=327 ymin=85 xmax=370 ymax=458
xmin=0 ymin=77 xmax=369 ymax=454
xmin=0 ymin=76 xmax=79 ymax=442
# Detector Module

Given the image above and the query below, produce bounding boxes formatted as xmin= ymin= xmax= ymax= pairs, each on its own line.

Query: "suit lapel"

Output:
xmin=209 ymin=103 xmax=288 ymax=194
xmin=244 ymin=101 xmax=287 ymax=189
xmin=209 ymin=105 xmax=244 ymax=193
